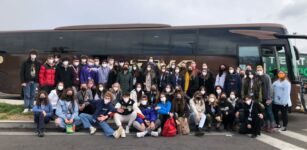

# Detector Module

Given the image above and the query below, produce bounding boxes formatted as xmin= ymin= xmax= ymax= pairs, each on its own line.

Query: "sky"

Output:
xmin=0 ymin=0 xmax=306 ymax=52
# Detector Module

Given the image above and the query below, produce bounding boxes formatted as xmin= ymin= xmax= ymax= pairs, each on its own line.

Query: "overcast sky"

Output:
xmin=0 ymin=0 xmax=306 ymax=52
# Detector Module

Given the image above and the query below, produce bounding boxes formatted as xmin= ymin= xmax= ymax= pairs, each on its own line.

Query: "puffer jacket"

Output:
xmin=39 ymin=64 xmax=56 ymax=86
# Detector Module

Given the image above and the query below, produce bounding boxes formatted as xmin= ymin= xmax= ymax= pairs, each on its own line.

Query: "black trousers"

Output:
xmin=34 ymin=112 xmax=51 ymax=131
xmin=272 ymin=104 xmax=288 ymax=127
xmin=222 ymin=113 xmax=235 ymax=130
xmin=239 ymin=119 xmax=262 ymax=136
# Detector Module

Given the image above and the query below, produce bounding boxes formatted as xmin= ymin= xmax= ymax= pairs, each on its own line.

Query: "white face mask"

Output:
xmin=73 ymin=62 xmax=79 ymax=66
xmin=113 ymin=87 xmax=119 ymax=91
xmin=149 ymin=59 xmax=153 ymax=63
xmin=175 ymin=69 xmax=180 ymax=73
xmin=201 ymin=90 xmax=206 ymax=95
xmin=249 ymin=74 xmax=254 ymax=79
xmin=166 ymin=88 xmax=171 ymax=92
xmin=95 ymin=62 xmax=100 ymax=66
xmin=202 ymin=71 xmax=207 ymax=76
xmin=54 ymin=58 xmax=59 ymax=62
xmin=230 ymin=94 xmax=235 ymax=99
xmin=246 ymin=99 xmax=252 ymax=105
xmin=123 ymin=98 xmax=129 ymax=103
xmin=30 ymin=54 xmax=37 ymax=60
xmin=62 ymin=61 xmax=69 ymax=66
xmin=136 ymin=87 xmax=141 ymax=92
xmin=229 ymin=70 xmax=234 ymax=74
xmin=171 ymin=65 xmax=175 ymax=69
xmin=81 ymin=59 xmax=87 ymax=63
xmin=88 ymin=62 xmax=94 ymax=66
xmin=141 ymin=100 xmax=147 ymax=106
xmin=216 ymin=90 xmax=222 ymax=94
xmin=133 ymin=66 xmax=137 ymax=70
xmin=161 ymin=69 xmax=166 ymax=72
xmin=102 ymin=64 xmax=107 ymax=68
xmin=257 ymin=71 xmax=263 ymax=76
xmin=161 ymin=97 xmax=166 ymax=102
xmin=58 ymin=85 xmax=64 ymax=91
xmin=209 ymin=98 xmax=215 ymax=103
xmin=48 ymin=59 xmax=54 ymax=64
xmin=99 ymin=87 xmax=104 ymax=91
xmin=119 ymin=63 xmax=124 ymax=66
xmin=104 ymin=99 xmax=111 ymax=104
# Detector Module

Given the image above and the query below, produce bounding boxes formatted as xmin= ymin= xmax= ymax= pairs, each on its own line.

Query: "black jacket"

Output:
xmin=55 ymin=66 xmax=74 ymax=88
xmin=20 ymin=59 xmax=41 ymax=83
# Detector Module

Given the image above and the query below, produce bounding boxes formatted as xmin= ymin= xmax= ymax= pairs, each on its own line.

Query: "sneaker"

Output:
xmin=89 ymin=126 xmax=97 ymax=135
xmin=38 ymin=130 xmax=44 ymax=137
xmin=150 ymin=131 xmax=159 ymax=137
xmin=121 ymin=127 xmax=126 ymax=138
xmin=274 ymin=124 xmax=281 ymax=128
xmin=280 ymin=127 xmax=287 ymax=131
xmin=113 ymin=127 xmax=123 ymax=139
xmin=157 ymin=128 xmax=162 ymax=134
xmin=22 ymin=108 xmax=29 ymax=114
xmin=125 ymin=126 xmax=130 ymax=134
xmin=136 ymin=131 xmax=148 ymax=138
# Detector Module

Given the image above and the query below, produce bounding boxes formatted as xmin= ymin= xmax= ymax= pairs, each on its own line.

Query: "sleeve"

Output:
xmin=55 ymin=102 xmax=66 ymax=120
xmin=286 ymin=81 xmax=292 ymax=106
xmin=20 ymin=62 xmax=26 ymax=83
xmin=88 ymin=90 xmax=93 ymax=100
xmin=214 ymin=74 xmax=219 ymax=87
xmin=80 ymin=68 xmax=86 ymax=84
xmin=55 ymin=67 xmax=61 ymax=85
xmin=32 ymin=105 xmax=42 ymax=113
xmin=39 ymin=65 xmax=46 ymax=86
xmin=157 ymin=102 xmax=171 ymax=115
xmin=72 ymin=101 xmax=79 ymax=119
xmin=46 ymin=104 xmax=53 ymax=117
xmin=189 ymin=99 xmax=197 ymax=114
xmin=114 ymin=102 xmax=121 ymax=109
xmin=150 ymin=108 xmax=158 ymax=122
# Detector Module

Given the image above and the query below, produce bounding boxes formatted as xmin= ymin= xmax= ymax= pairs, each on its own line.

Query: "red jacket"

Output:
xmin=39 ymin=64 xmax=56 ymax=86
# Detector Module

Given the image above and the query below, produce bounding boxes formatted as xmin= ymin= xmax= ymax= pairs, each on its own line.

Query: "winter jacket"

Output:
xmin=224 ymin=73 xmax=242 ymax=96
xmin=48 ymin=89 xmax=61 ymax=109
xmin=80 ymin=65 xmax=98 ymax=84
xmin=39 ymin=64 xmax=56 ymax=86
xmin=199 ymin=72 xmax=215 ymax=94
xmin=136 ymin=106 xmax=158 ymax=123
xmin=55 ymin=66 xmax=74 ymax=87
xmin=170 ymin=73 xmax=185 ymax=90
xmin=157 ymin=101 xmax=172 ymax=115
xmin=32 ymin=103 xmax=53 ymax=117
xmin=189 ymin=98 xmax=205 ymax=115
xmin=91 ymin=99 xmax=117 ymax=121
xmin=215 ymin=72 xmax=227 ymax=89
xmin=97 ymin=66 xmax=110 ymax=84
xmin=272 ymin=79 xmax=291 ymax=106
xmin=115 ymin=99 xmax=138 ymax=115
xmin=116 ymin=71 xmax=133 ymax=93
xmin=55 ymin=99 xmax=79 ymax=120
xmin=71 ymin=65 xmax=81 ymax=86
xmin=20 ymin=58 xmax=41 ymax=83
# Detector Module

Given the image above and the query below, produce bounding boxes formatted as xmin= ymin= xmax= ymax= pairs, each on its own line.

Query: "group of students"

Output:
xmin=20 ymin=50 xmax=292 ymax=138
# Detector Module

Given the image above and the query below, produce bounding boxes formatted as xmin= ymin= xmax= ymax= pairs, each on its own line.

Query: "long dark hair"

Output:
xmin=36 ymin=91 xmax=49 ymax=106
xmin=60 ymin=88 xmax=75 ymax=101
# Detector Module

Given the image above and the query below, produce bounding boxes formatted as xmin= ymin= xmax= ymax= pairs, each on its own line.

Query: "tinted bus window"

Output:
xmin=74 ymin=31 xmax=106 ymax=55
xmin=0 ymin=33 xmax=25 ymax=53
xmin=24 ymin=32 xmax=48 ymax=53
xmin=197 ymin=28 xmax=258 ymax=55
xmin=239 ymin=46 xmax=260 ymax=69
xmin=170 ymin=30 xmax=196 ymax=55
xmin=106 ymin=30 xmax=142 ymax=55
xmin=143 ymin=30 xmax=170 ymax=55
xmin=48 ymin=32 xmax=74 ymax=53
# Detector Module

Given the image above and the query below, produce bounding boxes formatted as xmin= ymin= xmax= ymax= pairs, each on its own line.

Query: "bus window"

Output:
xmin=74 ymin=31 xmax=106 ymax=55
xmin=238 ymin=46 xmax=260 ymax=70
xmin=24 ymin=32 xmax=48 ymax=53
xmin=143 ymin=30 xmax=170 ymax=55
xmin=48 ymin=32 xmax=74 ymax=53
xmin=170 ymin=30 xmax=196 ymax=55
xmin=0 ymin=33 xmax=25 ymax=53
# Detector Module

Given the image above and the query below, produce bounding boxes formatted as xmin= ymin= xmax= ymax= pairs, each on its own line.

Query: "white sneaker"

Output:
xmin=125 ymin=126 xmax=130 ymax=134
xmin=89 ymin=127 xmax=97 ymax=135
xmin=157 ymin=128 xmax=162 ymax=134
xmin=113 ymin=127 xmax=123 ymax=139
xmin=151 ymin=131 xmax=159 ymax=137
xmin=136 ymin=131 xmax=148 ymax=138
xmin=22 ymin=109 xmax=29 ymax=114
xmin=30 ymin=109 xmax=33 ymax=112
xmin=121 ymin=127 xmax=126 ymax=138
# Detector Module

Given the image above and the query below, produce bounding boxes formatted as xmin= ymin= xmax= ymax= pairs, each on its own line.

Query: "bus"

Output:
xmin=0 ymin=23 xmax=306 ymax=111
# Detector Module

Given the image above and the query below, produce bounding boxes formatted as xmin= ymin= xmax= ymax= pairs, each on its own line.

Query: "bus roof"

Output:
xmin=0 ymin=23 xmax=286 ymax=33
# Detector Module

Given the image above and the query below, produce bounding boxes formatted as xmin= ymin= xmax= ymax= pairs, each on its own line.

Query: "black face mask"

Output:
xmin=39 ymin=98 xmax=46 ymax=102
xmin=66 ymin=95 xmax=73 ymax=100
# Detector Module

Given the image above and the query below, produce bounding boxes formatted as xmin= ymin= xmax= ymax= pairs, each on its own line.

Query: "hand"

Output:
xmin=225 ymin=111 xmax=229 ymax=115
xmin=247 ymin=124 xmax=252 ymax=129
xmin=98 ymin=115 xmax=108 ymax=122
xmin=215 ymin=116 xmax=221 ymax=122
xmin=150 ymin=122 xmax=156 ymax=130
xmin=144 ymin=120 xmax=150 ymax=126
xmin=21 ymin=83 xmax=26 ymax=87
xmin=117 ymin=108 xmax=124 ymax=113
xmin=69 ymin=119 xmax=74 ymax=124
xmin=155 ymin=107 xmax=160 ymax=110
xmin=258 ymin=113 xmax=264 ymax=119
xmin=235 ymin=112 xmax=240 ymax=118
xmin=176 ymin=120 xmax=181 ymax=125
xmin=79 ymin=104 xmax=85 ymax=111
xmin=42 ymin=111 xmax=46 ymax=117
xmin=65 ymin=119 xmax=70 ymax=124
xmin=169 ymin=112 xmax=174 ymax=118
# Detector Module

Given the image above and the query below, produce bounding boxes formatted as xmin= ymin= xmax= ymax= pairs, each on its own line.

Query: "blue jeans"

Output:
xmin=57 ymin=115 xmax=82 ymax=129
xmin=79 ymin=113 xmax=114 ymax=137
xmin=34 ymin=112 xmax=51 ymax=131
xmin=265 ymin=104 xmax=275 ymax=125
xmin=23 ymin=82 xmax=38 ymax=109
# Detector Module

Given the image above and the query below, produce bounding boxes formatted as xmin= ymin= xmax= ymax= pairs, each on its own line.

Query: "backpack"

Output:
xmin=162 ymin=117 xmax=177 ymax=137
xmin=177 ymin=117 xmax=190 ymax=135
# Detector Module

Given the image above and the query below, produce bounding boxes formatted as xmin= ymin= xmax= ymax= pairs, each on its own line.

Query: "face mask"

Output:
xmin=209 ymin=98 xmax=215 ymax=103
xmin=39 ymin=97 xmax=46 ymax=102
xmin=278 ymin=73 xmax=286 ymax=79
xmin=257 ymin=71 xmax=263 ymax=76
xmin=48 ymin=59 xmax=54 ymax=64
xmin=229 ymin=70 xmax=234 ymax=74
xmin=102 ymin=64 xmax=107 ymax=67
xmin=95 ymin=62 xmax=100 ymax=66
xmin=149 ymin=59 xmax=153 ymax=63
xmin=133 ymin=66 xmax=137 ymax=70
xmin=201 ymin=90 xmax=206 ymax=95
xmin=166 ymin=88 xmax=171 ymax=92
xmin=62 ymin=61 xmax=69 ymax=66
xmin=58 ymin=85 xmax=64 ymax=91
xmin=202 ymin=71 xmax=207 ymax=76
xmin=123 ymin=98 xmax=129 ymax=103
xmin=147 ymin=67 xmax=151 ymax=71
xmin=88 ymin=62 xmax=94 ymax=66
xmin=141 ymin=100 xmax=148 ymax=106
xmin=175 ymin=69 xmax=180 ymax=73
xmin=161 ymin=69 xmax=166 ymax=72
xmin=113 ymin=87 xmax=119 ymax=91
xmin=136 ymin=87 xmax=141 ymax=92
xmin=230 ymin=94 xmax=235 ymax=99
xmin=216 ymin=90 xmax=222 ymax=94
xmin=66 ymin=94 xmax=73 ymax=100
xmin=73 ymin=62 xmax=79 ymax=66
xmin=161 ymin=97 xmax=166 ymax=102
xmin=54 ymin=58 xmax=59 ymax=62
xmin=81 ymin=59 xmax=87 ymax=63
xmin=104 ymin=99 xmax=111 ymax=104
xmin=246 ymin=99 xmax=252 ymax=105
xmin=99 ymin=87 xmax=104 ymax=91
xmin=30 ymin=54 xmax=37 ymax=60
xmin=171 ymin=65 xmax=175 ymax=69
xmin=249 ymin=74 xmax=254 ymax=79
xmin=119 ymin=63 xmax=124 ymax=66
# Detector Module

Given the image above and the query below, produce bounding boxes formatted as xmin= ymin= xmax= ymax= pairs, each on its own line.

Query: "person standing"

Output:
xmin=272 ymin=71 xmax=291 ymax=131
xmin=116 ymin=64 xmax=133 ymax=94
xmin=39 ymin=55 xmax=56 ymax=94
xmin=55 ymin=57 xmax=73 ymax=88
xmin=20 ymin=50 xmax=41 ymax=113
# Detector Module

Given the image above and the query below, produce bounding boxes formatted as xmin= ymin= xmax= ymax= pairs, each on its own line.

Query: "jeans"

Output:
xmin=23 ymin=82 xmax=38 ymax=109
xmin=264 ymin=103 xmax=275 ymax=126
xmin=55 ymin=115 xmax=82 ymax=129
xmin=79 ymin=113 xmax=115 ymax=137
xmin=34 ymin=112 xmax=51 ymax=131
